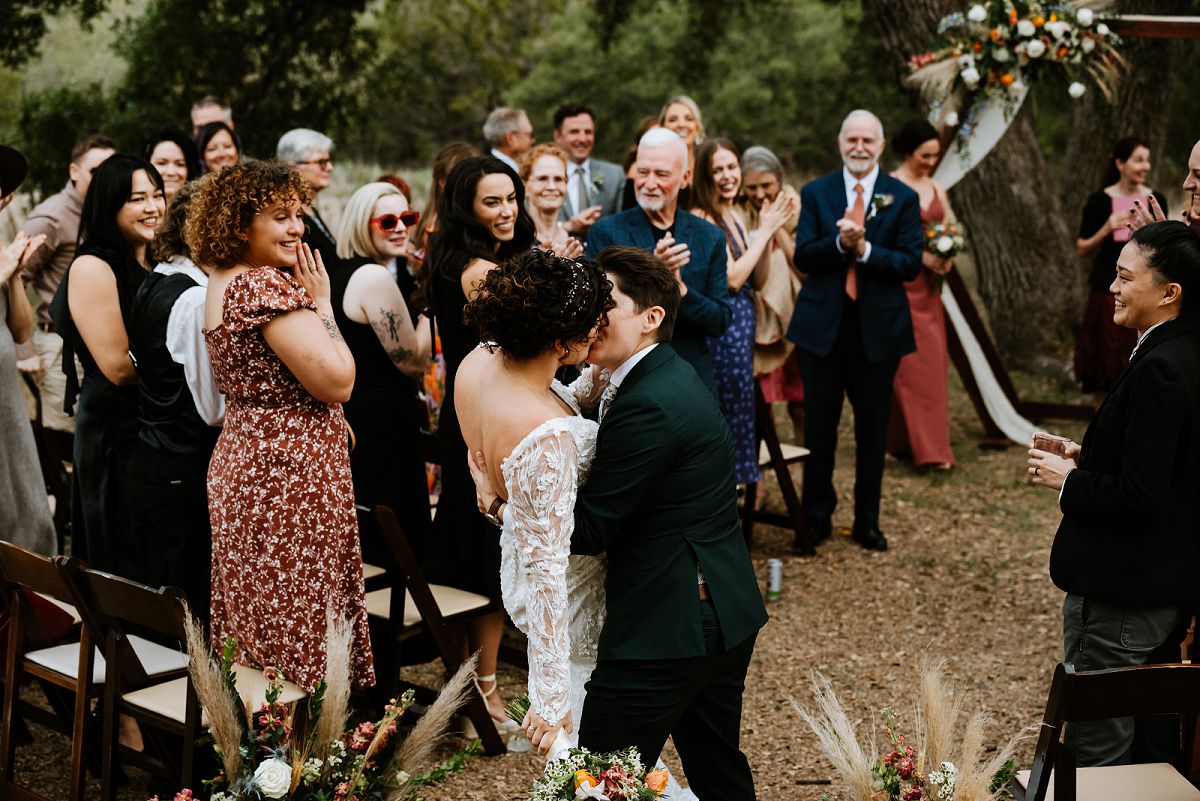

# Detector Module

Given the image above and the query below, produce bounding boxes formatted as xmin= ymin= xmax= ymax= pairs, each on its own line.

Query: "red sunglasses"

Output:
xmin=370 ymin=211 xmax=419 ymax=232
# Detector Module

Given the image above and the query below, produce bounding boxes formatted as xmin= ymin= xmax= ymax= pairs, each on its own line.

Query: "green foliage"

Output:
xmin=0 ymin=0 xmax=108 ymax=69
xmin=14 ymin=82 xmax=109 ymax=199
xmin=404 ymin=739 xmax=483 ymax=799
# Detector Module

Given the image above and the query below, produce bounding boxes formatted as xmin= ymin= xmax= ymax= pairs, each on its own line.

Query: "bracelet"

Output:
xmin=484 ymin=496 xmax=505 ymax=528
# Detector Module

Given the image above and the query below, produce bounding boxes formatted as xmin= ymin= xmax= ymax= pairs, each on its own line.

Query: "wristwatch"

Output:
xmin=483 ymin=497 xmax=505 ymax=527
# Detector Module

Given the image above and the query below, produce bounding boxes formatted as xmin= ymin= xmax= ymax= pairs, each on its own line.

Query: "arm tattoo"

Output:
xmin=386 ymin=346 xmax=415 ymax=365
xmin=320 ymin=313 xmax=344 ymax=343
xmin=379 ymin=307 xmax=401 ymax=339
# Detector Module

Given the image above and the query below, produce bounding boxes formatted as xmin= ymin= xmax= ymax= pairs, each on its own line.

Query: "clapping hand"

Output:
xmin=293 ymin=242 xmax=331 ymax=305
xmin=837 ymin=216 xmax=866 ymax=256
xmin=653 ymin=232 xmax=691 ymax=296
xmin=0 ymin=232 xmax=47 ymax=285
xmin=760 ymin=192 xmax=798 ymax=234
xmin=564 ymin=205 xmax=602 ymax=234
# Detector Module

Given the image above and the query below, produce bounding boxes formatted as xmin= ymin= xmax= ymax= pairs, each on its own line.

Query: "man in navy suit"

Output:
xmin=786 ymin=109 xmax=922 ymax=552
xmin=585 ymin=127 xmax=731 ymax=396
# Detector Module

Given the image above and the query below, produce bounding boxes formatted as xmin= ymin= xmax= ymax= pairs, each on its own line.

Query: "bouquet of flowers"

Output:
xmin=505 ymin=694 xmax=670 ymax=800
xmin=925 ymin=221 xmax=968 ymax=259
xmin=152 ymin=614 xmax=477 ymax=801
xmin=794 ymin=660 xmax=1030 ymax=801
xmin=906 ymin=1 xmax=1125 ymax=149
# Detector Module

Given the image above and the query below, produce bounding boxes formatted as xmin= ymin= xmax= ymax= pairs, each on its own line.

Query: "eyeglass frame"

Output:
xmin=370 ymin=211 xmax=420 ymax=232
xmin=295 ymin=158 xmax=334 ymax=169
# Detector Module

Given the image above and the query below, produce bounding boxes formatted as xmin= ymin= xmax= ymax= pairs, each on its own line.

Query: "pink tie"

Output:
xmin=845 ymin=183 xmax=865 ymax=301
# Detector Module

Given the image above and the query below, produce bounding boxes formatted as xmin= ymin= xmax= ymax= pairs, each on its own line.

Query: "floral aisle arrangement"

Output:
xmin=925 ymin=221 xmax=968 ymax=259
xmin=153 ymin=614 xmax=476 ymax=801
xmin=505 ymin=694 xmax=670 ymax=800
xmin=794 ymin=660 xmax=1031 ymax=801
xmin=906 ymin=1 xmax=1125 ymax=148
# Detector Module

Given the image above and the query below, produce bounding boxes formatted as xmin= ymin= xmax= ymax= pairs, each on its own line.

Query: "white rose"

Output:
xmin=957 ymin=53 xmax=975 ymax=68
xmin=1096 ymin=22 xmax=1110 ymax=36
xmin=1068 ymin=81 xmax=1087 ymax=99
xmin=1077 ymin=8 xmax=1094 ymax=26
xmin=960 ymin=66 xmax=981 ymax=88
xmin=967 ymin=4 xmax=988 ymax=23
xmin=1017 ymin=19 xmax=1036 ymax=37
xmin=1026 ymin=39 xmax=1046 ymax=58
xmin=252 ymin=758 xmax=292 ymax=799
xmin=1080 ymin=37 xmax=1095 ymax=53
xmin=944 ymin=110 xmax=960 ymax=127
xmin=1010 ymin=79 xmax=1027 ymax=94
xmin=936 ymin=235 xmax=955 ymax=254
xmin=993 ymin=47 xmax=1010 ymax=62
xmin=1048 ymin=21 xmax=1068 ymax=39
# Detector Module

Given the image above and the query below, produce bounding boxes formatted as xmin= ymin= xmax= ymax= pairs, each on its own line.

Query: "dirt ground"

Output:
xmin=15 ymin=372 xmax=1088 ymax=800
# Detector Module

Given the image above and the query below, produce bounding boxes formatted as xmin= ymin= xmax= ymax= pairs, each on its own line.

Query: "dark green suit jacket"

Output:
xmin=571 ymin=344 xmax=768 ymax=661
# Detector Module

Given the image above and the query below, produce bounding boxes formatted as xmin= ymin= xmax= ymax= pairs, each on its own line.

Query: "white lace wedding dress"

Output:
xmin=498 ymin=381 xmax=695 ymax=799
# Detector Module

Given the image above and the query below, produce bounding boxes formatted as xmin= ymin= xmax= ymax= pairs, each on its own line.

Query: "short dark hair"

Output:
xmin=1131 ymin=221 xmax=1200 ymax=318
xmin=71 ymin=133 xmax=119 ymax=164
xmin=463 ymin=250 xmax=613 ymax=361
xmin=554 ymin=103 xmax=596 ymax=131
xmin=144 ymin=127 xmax=202 ymax=181
xmin=78 ymin=154 xmax=164 ymax=255
xmin=595 ymin=246 xmax=679 ymax=342
xmin=195 ymin=121 xmax=242 ymax=174
xmin=892 ymin=119 xmax=940 ymax=159
xmin=1102 ymin=137 xmax=1149 ymax=188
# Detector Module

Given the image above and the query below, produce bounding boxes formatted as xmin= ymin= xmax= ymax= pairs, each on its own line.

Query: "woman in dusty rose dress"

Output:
xmin=887 ymin=120 xmax=955 ymax=470
xmin=188 ymin=161 xmax=374 ymax=691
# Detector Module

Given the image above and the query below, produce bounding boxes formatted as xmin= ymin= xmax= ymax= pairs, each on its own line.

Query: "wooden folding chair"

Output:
xmin=59 ymin=559 xmax=304 ymax=800
xmin=740 ymin=380 xmax=814 ymax=552
xmin=1012 ymin=662 xmax=1200 ymax=801
xmin=0 ymin=542 xmax=92 ymax=801
xmin=358 ymin=504 xmax=505 ymax=755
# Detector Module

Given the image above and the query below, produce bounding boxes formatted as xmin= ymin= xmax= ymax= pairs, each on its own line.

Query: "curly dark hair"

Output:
xmin=149 ymin=179 xmax=197 ymax=264
xmin=463 ymin=249 xmax=614 ymax=361
xmin=184 ymin=160 xmax=312 ymax=269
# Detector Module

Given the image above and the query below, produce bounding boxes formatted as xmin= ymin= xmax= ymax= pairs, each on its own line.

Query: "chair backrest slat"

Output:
xmin=0 ymin=541 xmax=71 ymax=601
xmin=1061 ymin=663 xmax=1200 ymax=721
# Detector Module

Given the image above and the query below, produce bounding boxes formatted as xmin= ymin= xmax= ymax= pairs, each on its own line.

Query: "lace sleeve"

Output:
xmin=503 ymin=426 xmax=579 ymax=724
xmin=566 ymin=366 xmax=609 ymax=411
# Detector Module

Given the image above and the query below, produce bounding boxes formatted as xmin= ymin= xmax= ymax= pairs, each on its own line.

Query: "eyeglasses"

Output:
xmin=296 ymin=158 xmax=333 ymax=169
xmin=370 ymin=211 xmax=419 ymax=232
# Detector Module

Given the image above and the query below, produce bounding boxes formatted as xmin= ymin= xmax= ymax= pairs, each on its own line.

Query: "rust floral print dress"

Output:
xmin=205 ymin=267 xmax=375 ymax=691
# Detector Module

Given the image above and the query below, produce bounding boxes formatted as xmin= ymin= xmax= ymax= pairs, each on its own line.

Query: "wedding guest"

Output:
xmin=144 ymin=128 xmax=199 ymax=205
xmin=690 ymin=138 xmax=796 ymax=484
xmin=519 ymin=142 xmax=582 ymax=257
xmin=586 ymin=127 xmax=732 ymax=397
xmin=410 ymin=142 xmax=479 ymax=272
xmin=49 ymin=155 xmax=164 ymax=574
xmin=278 ymin=128 xmax=339 ymax=263
xmin=620 ymin=115 xmax=660 ymax=214
xmin=483 ymin=107 xmax=534 ymax=173
xmin=0 ymin=143 xmax=55 ymax=555
xmin=420 ymin=155 xmax=535 ymax=730
xmin=887 ymin=120 xmax=956 ymax=470
xmin=190 ymin=95 xmax=233 ymax=137
xmin=1028 ymin=221 xmax=1200 ymax=767
xmin=16 ymin=133 xmax=117 ymax=433
xmin=195 ymin=121 xmax=240 ymax=175
xmin=125 ymin=181 xmax=221 ymax=618
xmin=1075 ymin=138 xmax=1166 ymax=403
xmin=191 ymin=160 xmax=373 ymax=691
xmin=1127 ymin=138 xmax=1199 ymax=236
xmin=332 ymin=182 xmax=431 ymax=556
xmin=741 ymin=146 xmax=804 ymax=442
xmin=551 ymin=102 xmax=625 ymax=238
xmin=660 ymin=94 xmax=704 ymax=176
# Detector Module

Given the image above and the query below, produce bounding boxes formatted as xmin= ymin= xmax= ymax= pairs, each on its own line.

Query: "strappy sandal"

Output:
xmin=473 ymin=673 xmax=521 ymax=734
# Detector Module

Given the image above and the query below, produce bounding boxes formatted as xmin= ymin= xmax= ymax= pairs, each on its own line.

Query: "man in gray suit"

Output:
xmin=553 ymin=103 xmax=624 ymax=241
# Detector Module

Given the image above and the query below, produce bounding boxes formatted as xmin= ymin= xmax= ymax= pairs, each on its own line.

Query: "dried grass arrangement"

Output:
xmin=173 ymin=609 xmax=476 ymax=801
xmin=793 ymin=659 xmax=1032 ymax=801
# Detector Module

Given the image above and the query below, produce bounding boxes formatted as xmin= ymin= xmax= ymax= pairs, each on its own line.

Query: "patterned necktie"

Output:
xmin=574 ymin=166 xmax=590 ymax=216
xmin=845 ymin=182 xmax=865 ymax=301
xmin=598 ymin=383 xmax=618 ymax=423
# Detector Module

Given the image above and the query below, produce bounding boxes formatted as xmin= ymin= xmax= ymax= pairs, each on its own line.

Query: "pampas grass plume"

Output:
xmin=314 ymin=610 xmax=354 ymax=761
xmin=182 ymin=607 xmax=242 ymax=781
xmin=793 ymin=671 xmax=877 ymax=801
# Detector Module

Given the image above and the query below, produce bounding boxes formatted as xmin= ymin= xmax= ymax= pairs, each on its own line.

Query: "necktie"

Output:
xmin=845 ymin=182 xmax=865 ymax=301
xmin=598 ymin=383 xmax=617 ymax=422
xmin=575 ymin=166 xmax=590 ymax=216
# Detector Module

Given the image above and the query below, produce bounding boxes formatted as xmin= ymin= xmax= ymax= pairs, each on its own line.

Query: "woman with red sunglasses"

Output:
xmin=331 ymin=181 xmax=433 ymax=557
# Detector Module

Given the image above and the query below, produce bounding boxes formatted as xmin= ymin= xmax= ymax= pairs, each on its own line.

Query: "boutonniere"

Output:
xmin=590 ymin=173 xmax=605 ymax=195
xmin=867 ymin=193 xmax=894 ymax=221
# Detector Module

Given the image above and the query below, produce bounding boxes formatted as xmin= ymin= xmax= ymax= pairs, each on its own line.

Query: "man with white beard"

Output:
xmin=585 ymin=127 xmax=731 ymax=396
xmin=785 ymin=109 xmax=922 ymax=552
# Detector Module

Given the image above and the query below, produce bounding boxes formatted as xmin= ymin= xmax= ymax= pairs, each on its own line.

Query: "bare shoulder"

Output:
xmin=69 ymin=254 xmax=114 ymax=280
xmin=461 ymin=257 xmax=498 ymax=297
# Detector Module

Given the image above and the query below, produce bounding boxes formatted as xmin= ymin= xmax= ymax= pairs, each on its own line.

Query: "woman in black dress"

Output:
xmin=421 ymin=155 xmax=535 ymax=729
xmin=1075 ymin=137 xmax=1167 ymax=402
xmin=50 ymin=154 xmax=165 ymax=573
xmin=331 ymin=181 xmax=431 ymax=555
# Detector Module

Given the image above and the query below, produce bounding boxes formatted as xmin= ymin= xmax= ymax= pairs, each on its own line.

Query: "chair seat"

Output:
xmin=25 ymin=633 xmax=190 ymax=684
xmin=365 ymin=585 xmax=490 ymax=627
xmin=758 ymin=441 xmax=809 ymax=467
xmin=362 ymin=562 xmax=385 ymax=582
xmin=1014 ymin=763 xmax=1200 ymax=801
xmin=122 ymin=663 xmax=307 ymax=725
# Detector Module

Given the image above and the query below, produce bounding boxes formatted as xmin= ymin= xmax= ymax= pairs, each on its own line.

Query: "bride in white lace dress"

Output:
xmin=454 ymin=251 xmax=694 ymax=797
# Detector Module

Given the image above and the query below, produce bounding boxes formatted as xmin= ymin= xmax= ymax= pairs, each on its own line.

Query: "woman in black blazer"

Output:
xmin=1028 ymin=220 xmax=1200 ymax=767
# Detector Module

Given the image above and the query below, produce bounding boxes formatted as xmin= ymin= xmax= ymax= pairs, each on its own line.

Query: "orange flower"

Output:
xmin=1000 ymin=73 xmax=1014 ymax=86
xmin=1057 ymin=46 xmax=1069 ymax=57
xmin=574 ymin=770 xmax=600 ymax=792
xmin=1033 ymin=15 xmax=1045 ymax=27
xmin=1008 ymin=8 xmax=1018 ymax=24
xmin=645 ymin=769 xmax=670 ymax=795
xmin=989 ymin=27 xmax=1001 ymax=40
xmin=1049 ymin=12 xmax=1058 ymax=22
xmin=972 ymin=41 xmax=983 ymax=52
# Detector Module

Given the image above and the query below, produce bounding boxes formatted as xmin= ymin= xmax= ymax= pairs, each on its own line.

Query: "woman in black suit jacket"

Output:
xmin=1028 ymin=220 xmax=1200 ymax=768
